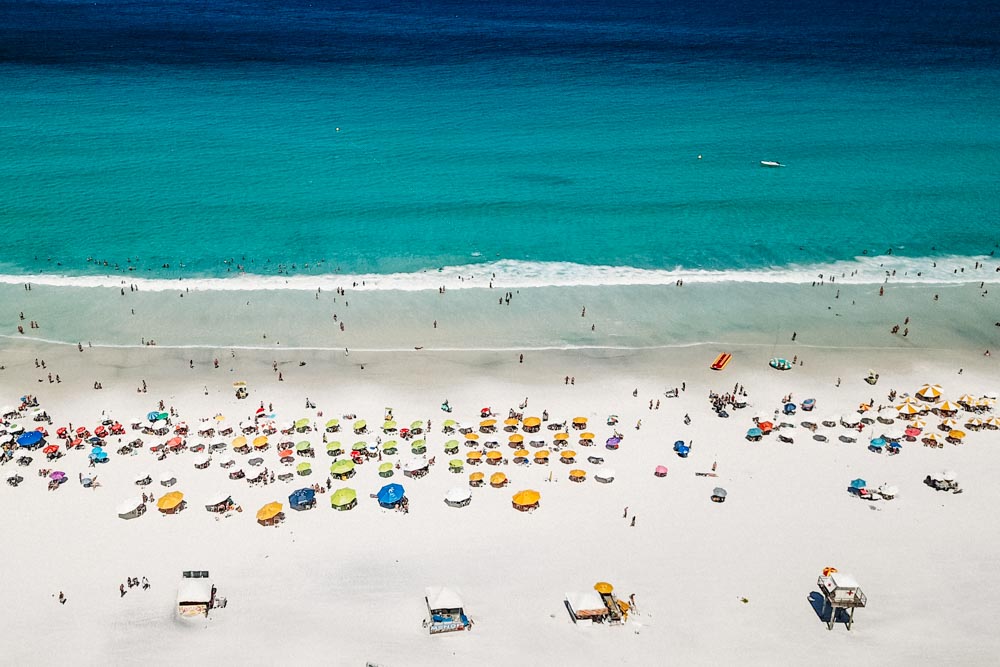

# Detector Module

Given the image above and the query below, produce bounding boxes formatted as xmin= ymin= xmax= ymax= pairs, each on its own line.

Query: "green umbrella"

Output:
xmin=326 ymin=441 xmax=341 ymax=451
xmin=445 ymin=439 xmax=459 ymax=448
xmin=296 ymin=462 xmax=312 ymax=473
xmin=325 ymin=418 xmax=339 ymax=430
xmin=294 ymin=418 xmax=310 ymax=430
xmin=353 ymin=420 xmax=366 ymax=431
xmin=330 ymin=487 xmax=357 ymax=508
xmin=443 ymin=419 xmax=457 ymax=428
xmin=378 ymin=462 xmax=394 ymax=473
xmin=295 ymin=441 xmax=311 ymax=452
xmin=330 ymin=459 xmax=356 ymax=476
xmin=411 ymin=439 xmax=426 ymax=448
xmin=449 ymin=459 xmax=463 ymax=469
xmin=410 ymin=420 xmax=424 ymax=430
xmin=382 ymin=420 xmax=397 ymax=430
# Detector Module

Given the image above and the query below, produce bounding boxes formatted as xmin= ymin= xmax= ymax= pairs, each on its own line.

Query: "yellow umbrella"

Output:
xmin=512 ymin=489 xmax=540 ymax=506
xmin=937 ymin=401 xmax=959 ymax=412
xmin=490 ymin=472 xmax=507 ymax=486
xmin=479 ymin=419 xmax=497 ymax=427
xmin=513 ymin=449 xmax=530 ymax=458
xmin=580 ymin=432 xmax=595 ymax=440
xmin=464 ymin=432 xmax=480 ymax=441
xmin=469 ymin=472 xmax=484 ymax=482
xmin=569 ymin=469 xmax=586 ymax=478
xmin=252 ymin=435 xmax=268 ymax=448
xmin=957 ymin=394 xmax=976 ymax=405
xmin=572 ymin=417 xmax=587 ymax=425
xmin=560 ymin=450 xmax=577 ymax=462
xmin=486 ymin=451 xmax=502 ymax=460
xmin=256 ymin=501 xmax=283 ymax=522
xmin=522 ymin=417 xmax=541 ymax=429
xmin=232 ymin=435 xmax=247 ymax=448
xmin=940 ymin=418 xmax=959 ymax=427
xmin=895 ymin=403 xmax=920 ymax=415
xmin=948 ymin=429 xmax=966 ymax=439
xmin=157 ymin=491 xmax=184 ymax=510
xmin=553 ymin=432 xmax=569 ymax=441
xmin=917 ymin=384 xmax=942 ymax=400
xmin=503 ymin=417 xmax=520 ymax=426
xmin=466 ymin=451 xmax=483 ymax=461
xmin=508 ymin=433 xmax=524 ymax=444
xmin=594 ymin=582 xmax=614 ymax=594
xmin=533 ymin=450 xmax=550 ymax=460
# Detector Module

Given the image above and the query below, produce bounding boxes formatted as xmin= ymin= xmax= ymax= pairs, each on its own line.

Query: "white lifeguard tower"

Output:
xmin=817 ymin=571 xmax=866 ymax=630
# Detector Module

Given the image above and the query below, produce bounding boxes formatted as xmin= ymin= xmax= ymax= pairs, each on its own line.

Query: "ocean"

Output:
xmin=1 ymin=0 xmax=999 ymax=287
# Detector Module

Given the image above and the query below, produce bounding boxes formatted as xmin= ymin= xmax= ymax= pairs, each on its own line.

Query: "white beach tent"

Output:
xmin=403 ymin=457 xmax=428 ymax=473
xmin=425 ymin=586 xmax=464 ymax=613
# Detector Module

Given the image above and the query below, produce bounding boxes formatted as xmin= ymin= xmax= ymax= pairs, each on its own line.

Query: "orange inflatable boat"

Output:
xmin=710 ymin=352 xmax=732 ymax=371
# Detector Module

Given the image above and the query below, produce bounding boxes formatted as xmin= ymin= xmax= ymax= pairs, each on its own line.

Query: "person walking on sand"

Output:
xmin=623 ymin=506 xmax=628 ymax=518
xmin=120 ymin=584 xmax=126 ymax=598
xmin=58 ymin=591 xmax=66 ymax=605
xmin=630 ymin=516 xmax=636 ymax=527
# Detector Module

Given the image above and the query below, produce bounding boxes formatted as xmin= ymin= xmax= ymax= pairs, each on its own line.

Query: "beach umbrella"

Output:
xmin=466 ymin=450 xmax=483 ymax=462
xmin=605 ymin=436 xmax=622 ymax=449
xmin=447 ymin=458 xmax=463 ymax=469
xmin=559 ymin=450 xmax=577 ymax=462
xmin=296 ymin=462 xmax=312 ymax=474
xmin=513 ymin=449 xmax=530 ymax=458
xmin=904 ymin=427 xmax=921 ymax=438
xmin=878 ymin=484 xmax=899 ymax=497
xmin=288 ymin=488 xmax=315 ymax=509
xmin=916 ymin=384 xmax=942 ymax=401
xmin=594 ymin=582 xmax=614 ymax=595
xmin=49 ymin=470 xmax=66 ymax=481
xmin=16 ymin=430 xmax=43 ymax=447
xmin=117 ymin=497 xmax=145 ymax=519
xmin=42 ymin=444 xmax=59 ymax=455
xmin=410 ymin=420 xmax=424 ymax=431
xmin=325 ymin=441 xmax=342 ymax=455
xmin=746 ymin=427 xmax=763 ymax=439
xmin=923 ymin=433 xmax=939 ymax=444
xmin=403 ymin=458 xmax=427 ymax=473
xmin=252 ymin=435 xmax=269 ymax=448
xmin=850 ymin=478 xmax=867 ymax=490
xmin=352 ymin=420 xmax=366 ymax=432
xmin=896 ymin=403 xmax=920 ymax=415
xmin=508 ymin=433 xmax=524 ymax=444
xmin=377 ymin=483 xmax=405 ymax=507
xmin=486 ymin=450 xmax=502 ymax=462
xmin=330 ymin=459 xmax=356 ymax=476
xmin=9 ymin=424 xmax=26 ymax=434
xmin=490 ymin=472 xmax=508 ymax=487
xmin=504 ymin=417 xmax=519 ymax=427
xmin=157 ymin=491 xmax=184 ymax=511
xmin=957 ymin=394 xmax=976 ymax=406
xmin=769 ymin=358 xmax=791 ymax=370
xmin=569 ymin=469 xmax=587 ymax=481
xmin=330 ymin=487 xmax=357 ymax=509
xmin=533 ymin=449 xmax=550 ymax=461
xmin=948 ymin=429 xmax=966 ymax=440
xmin=654 ymin=465 xmax=668 ymax=477
xmin=464 ymin=432 xmax=480 ymax=442
xmin=579 ymin=431 xmax=595 ymax=441
xmin=910 ymin=418 xmax=927 ymax=429
xmin=469 ymin=472 xmax=484 ymax=483
xmin=444 ymin=438 xmax=460 ymax=449
xmin=966 ymin=417 xmax=984 ymax=428
xmin=572 ymin=417 xmax=588 ymax=427
xmin=294 ymin=418 xmax=310 ymax=430
xmin=522 ymin=417 xmax=541 ymax=430
xmin=712 ymin=487 xmax=728 ymax=499
xmin=442 ymin=419 xmax=458 ymax=429
xmin=279 ymin=448 xmax=294 ymax=457
xmin=595 ymin=467 xmax=616 ymax=482
xmin=256 ymin=502 xmax=283 ymax=522
xmin=479 ymin=418 xmax=496 ymax=429
xmin=295 ymin=441 xmax=311 ymax=452
xmin=869 ymin=438 xmax=886 ymax=448
xmin=941 ymin=470 xmax=957 ymax=481
xmin=147 ymin=411 xmax=160 ymax=422
xmin=937 ymin=401 xmax=960 ymax=413
xmin=553 ymin=432 xmax=569 ymax=443
xmin=939 ymin=418 xmax=959 ymax=428
xmin=232 ymin=435 xmax=248 ymax=449
xmin=325 ymin=418 xmax=339 ymax=430
xmin=382 ymin=440 xmax=398 ymax=453
xmin=411 ymin=438 xmax=426 ymax=450
xmin=511 ymin=489 xmax=541 ymax=510
xmin=445 ymin=486 xmax=472 ymax=506
xmin=382 ymin=420 xmax=397 ymax=431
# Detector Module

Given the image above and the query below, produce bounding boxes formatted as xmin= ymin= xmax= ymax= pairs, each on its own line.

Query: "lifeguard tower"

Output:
xmin=817 ymin=570 xmax=866 ymax=630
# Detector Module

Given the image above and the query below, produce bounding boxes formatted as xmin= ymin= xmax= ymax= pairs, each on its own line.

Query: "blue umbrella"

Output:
xmin=288 ymin=488 xmax=316 ymax=508
xmin=90 ymin=451 xmax=108 ymax=462
xmin=746 ymin=428 xmax=763 ymax=438
xmin=88 ymin=436 xmax=103 ymax=445
xmin=673 ymin=440 xmax=685 ymax=450
xmin=147 ymin=411 xmax=160 ymax=421
xmin=869 ymin=438 xmax=885 ymax=448
xmin=16 ymin=431 xmax=43 ymax=447
xmin=676 ymin=445 xmax=690 ymax=457
xmin=377 ymin=483 xmax=405 ymax=507
xmin=850 ymin=478 xmax=867 ymax=489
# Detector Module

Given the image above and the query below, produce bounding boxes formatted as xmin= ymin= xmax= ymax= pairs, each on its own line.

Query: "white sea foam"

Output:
xmin=0 ymin=255 xmax=996 ymax=292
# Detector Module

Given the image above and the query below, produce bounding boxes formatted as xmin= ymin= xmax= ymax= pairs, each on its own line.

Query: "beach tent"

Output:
xmin=256 ymin=502 xmax=284 ymax=526
xmin=425 ymin=586 xmax=470 ymax=633
xmin=377 ymin=483 xmax=406 ymax=508
xmin=157 ymin=491 xmax=185 ymax=514
xmin=403 ymin=457 xmax=429 ymax=476
xmin=205 ymin=492 xmax=233 ymax=513
xmin=160 ymin=471 xmax=177 ymax=486
xmin=444 ymin=487 xmax=472 ymax=508
xmin=330 ymin=487 xmax=358 ymax=511
xmin=512 ymin=489 xmax=541 ymax=512
xmin=288 ymin=488 xmax=316 ymax=511
xmin=117 ymin=497 xmax=146 ymax=520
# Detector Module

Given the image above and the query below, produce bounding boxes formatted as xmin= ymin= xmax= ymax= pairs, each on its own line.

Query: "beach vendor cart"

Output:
xmin=177 ymin=570 xmax=215 ymax=618
xmin=424 ymin=586 xmax=471 ymax=634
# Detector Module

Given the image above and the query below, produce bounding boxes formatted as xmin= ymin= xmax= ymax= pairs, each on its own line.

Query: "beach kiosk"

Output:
xmin=424 ymin=586 xmax=470 ymax=634
xmin=816 ymin=570 xmax=867 ymax=630
xmin=177 ymin=570 xmax=215 ymax=618
xmin=565 ymin=582 xmax=626 ymax=625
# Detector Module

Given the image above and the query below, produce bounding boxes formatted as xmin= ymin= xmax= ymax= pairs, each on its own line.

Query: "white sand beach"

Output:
xmin=1 ymin=275 xmax=999 ymax=666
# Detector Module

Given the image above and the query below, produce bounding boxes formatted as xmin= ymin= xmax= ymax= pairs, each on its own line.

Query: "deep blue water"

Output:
xmin=0 ymin=0 xmax=998 ymax=280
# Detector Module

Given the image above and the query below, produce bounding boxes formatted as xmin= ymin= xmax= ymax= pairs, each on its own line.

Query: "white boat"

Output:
xmin=760 ymin=160 xmax=784 ymax=167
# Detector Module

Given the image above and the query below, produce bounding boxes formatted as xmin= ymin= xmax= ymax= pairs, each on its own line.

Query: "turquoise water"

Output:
xmin=1 ymin=1 xmax=999 ymax=283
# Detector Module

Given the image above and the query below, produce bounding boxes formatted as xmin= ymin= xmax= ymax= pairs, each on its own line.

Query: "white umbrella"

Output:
xmin=0 ymin=434 xmax=12 ymax=445
xmin=192 ymin=454 xmax=210 ymax=466
xmin=445 ymin=487 xmax=472 ymax=504
xmin=159 ymin=471 xmax=176 ymax=484
xmin=116 ymin=497 xmax=144 ymax=517
xmin=878 ymin=484 xmax=899 ymax=497
xmin=134 ymin=472 xmax=151 ymax=484
xmin=403 ymin=457 xmax=428 ymax=473
xmin=205 ymin=491 xmax=232 ymax=507
xmin=595 ymin=467 xmax=616 ymax=482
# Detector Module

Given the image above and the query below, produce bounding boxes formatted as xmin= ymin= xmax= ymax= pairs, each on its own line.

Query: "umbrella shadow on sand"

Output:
xmin=807 ymin=592 xmax=852 ymax=626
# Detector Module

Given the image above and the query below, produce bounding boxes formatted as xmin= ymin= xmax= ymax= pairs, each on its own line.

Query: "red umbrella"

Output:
xmin=70 ymin=438 xmax=82 ymax=448
xmin=166 ymin=436 xmax=184 ymax=449
xmin=279 ymin=449 xmax=293 ymax=457
xmin=76 ymin=427 xmax=88 ymax=435
xmin=35 ymin=427 xmax=48 ymax=437
xmin=42 ymin=444 xmax=59 ymax=455
xmin=758 ymin=421 xmax=774 ymax=433
xmin=56 ymin=427 xmax=68 ymax=438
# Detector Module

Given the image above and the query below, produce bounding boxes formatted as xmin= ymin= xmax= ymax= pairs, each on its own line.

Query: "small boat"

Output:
xmin=711 ymin=352 xmax=732 ymax=371
xmin=760 ymin=160 xmax=783 ymax=168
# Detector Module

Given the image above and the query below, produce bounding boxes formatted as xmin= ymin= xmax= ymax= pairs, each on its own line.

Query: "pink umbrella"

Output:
xmin=904 ymin=427 xmax=921 ymax=438
xmin=654 ymin=465 xmax=668 ymax=477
